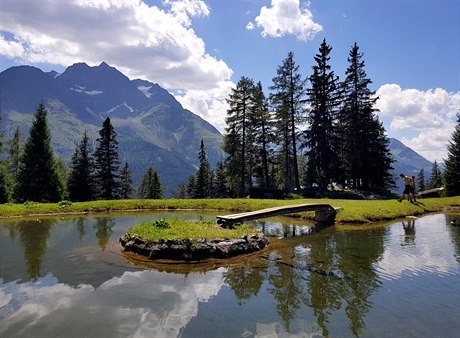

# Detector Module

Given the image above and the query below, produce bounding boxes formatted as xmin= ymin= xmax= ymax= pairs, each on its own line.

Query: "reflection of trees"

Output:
xmin=17 ymin=219 xmax=55 ymax=280
xmin=94 ymin=217 xmax=115 ymax=251
xmin=73 ymin=217 xmax=87 ymax=240
xmin=224 ymin=265 xmax=266 ymax=300
xmin=267 ymin=257 xmax=307 ymax=330
xmin=446 ymin=215 xmax=460 ymax=263
xmin=261 ymin=225 xmax=387 ymax=336
xmin=334 ymin=228 xmax=386 ymax=336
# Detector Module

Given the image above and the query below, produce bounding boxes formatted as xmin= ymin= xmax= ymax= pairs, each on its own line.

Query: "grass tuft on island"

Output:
xmin=127 ymin=218 xmax=258 ymax=241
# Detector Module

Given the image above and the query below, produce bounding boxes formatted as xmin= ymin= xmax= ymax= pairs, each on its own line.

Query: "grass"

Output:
xmin=0 ymin=196 xmax=459 ymax=224
xmin=126 ymin=218 xmax=257 ymax=241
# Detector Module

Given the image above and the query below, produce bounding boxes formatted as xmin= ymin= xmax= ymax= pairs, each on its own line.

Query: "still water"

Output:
xmin=0 ymin=212 xmax=459 ymax=338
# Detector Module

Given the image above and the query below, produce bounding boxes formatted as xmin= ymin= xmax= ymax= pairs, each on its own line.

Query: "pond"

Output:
xmin=0 ymin=211 xmax=459 ymax=338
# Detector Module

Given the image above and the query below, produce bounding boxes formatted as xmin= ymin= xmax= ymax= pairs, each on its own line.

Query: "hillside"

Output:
xmin=0 ymin=62 xmax=224 ymax=194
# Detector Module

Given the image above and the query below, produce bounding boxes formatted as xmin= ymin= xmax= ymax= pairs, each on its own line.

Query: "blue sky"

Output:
xmin=1 ymin=0 xmax=459 ymax=162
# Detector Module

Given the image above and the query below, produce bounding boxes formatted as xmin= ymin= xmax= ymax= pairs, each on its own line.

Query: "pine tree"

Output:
xmin=339 ymin=43 xmax=393 ymax=190
xmin=138 ymin=167 xmax=163 ymax=199
xmin=194 ymin=140 xmax=212 ymax=198
xmin=269 ymin=52 xmax=305 ymax=193
xmin=94 ymin=117 xmax=120 ymax=200
xmin=67 ymin=130 xmax=95 ymax=201
xmin=427 ymin=160 xmax=443 ymax=189
xmin=152 ymin=171 xmax=163 ymax=199
xmin=303 ymin=40 xmax=341 ymax=190
xmin=119 ymin=162 xmax=133 ymax=199
xmin=417 ymin=168 xmax=426 ymax=192
xmin=6 ymin=126 xmax=21 ymax=177
xmin=443 ymin=113 xmax=460 ymax=196
xmin=223 ymin=76 xmax=255 ymax=197
xmin=252 ymin=82 xmax=273 ymax=189
xmin=213 ymin=160 xmax=228 ymax=198
xmin=0 ymin=116 xmax=7 ymax=202
xmin=14 ymin=102 xmax=62 ymax=202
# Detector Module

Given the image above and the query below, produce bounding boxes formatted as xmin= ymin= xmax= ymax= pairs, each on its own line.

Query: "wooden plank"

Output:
xmin=216 ymin=203 xmax=336 ymax=226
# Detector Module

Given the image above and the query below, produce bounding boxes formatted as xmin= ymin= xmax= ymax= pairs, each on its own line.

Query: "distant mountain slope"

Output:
xmin=388 ymin=138 xmax=433 ymax=192
xmin=0 ymin=62 xmax=224 ymax=194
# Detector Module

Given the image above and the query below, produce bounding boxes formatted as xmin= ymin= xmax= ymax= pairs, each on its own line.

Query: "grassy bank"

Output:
xmin=0 ymin=196 xmax=459 ymax=223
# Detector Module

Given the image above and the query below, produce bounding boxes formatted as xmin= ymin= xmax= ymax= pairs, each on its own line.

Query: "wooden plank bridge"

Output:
xmin=216 ymin=203 xmax=340 ymax=227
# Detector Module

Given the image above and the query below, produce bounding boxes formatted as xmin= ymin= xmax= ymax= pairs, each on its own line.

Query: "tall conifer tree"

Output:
xmin=94 ymin=117 xmax=120 ymax=200
xmin=14 ymin=102 xmax=62 ymax=202
xmin=119 ymin=162 xmax=133 ymax=199
xmin=67 ymin=130 xmax=95 ymax=201
xmin=138 ymin=167 xmax=162 ymax=199
xmin=339 ymin=43 xmax=393 ymax=190
xmin=194 ymin=140 xmax=212 ymax=198
xmin=427 ymin=160 xmax=443 ymax=189
xmin=270 ymin=52 xmax=305 ymax=192
xmin=223 ymin=76 xmax=255 ymax=197
xmin=443 ymin=113 xmax=460 ymax=196
xmin=303 ymin=40 xmax=341 ymax=190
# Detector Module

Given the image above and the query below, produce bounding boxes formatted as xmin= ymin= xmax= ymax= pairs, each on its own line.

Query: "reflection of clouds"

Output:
xmin=376 ymin=215 xmax=457 ymax=280
xmin=255 ymin=321 xmax=322 ymax=337
xmin=0 ymin=268 xmax=225 ymax=337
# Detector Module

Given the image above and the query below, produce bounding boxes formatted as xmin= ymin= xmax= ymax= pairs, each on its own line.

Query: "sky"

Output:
xmin=1 ymin=0 xmax=459 ymax=162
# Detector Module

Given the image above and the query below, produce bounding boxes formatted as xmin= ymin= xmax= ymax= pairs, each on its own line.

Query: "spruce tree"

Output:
xmin=94 ymin=117 xmax=120 ymax=200
xmin=223 ymin=76 xmax=255 ymax=197
xmin=303 ymin=39 xmax=341 ymax=190
xmin=339 ymin=43 xmax=393 ymax=190
xmin=119 ymin=162 xmax=133 ymax=199
xmin=138 ymin=167 xmax=162 ymax=199
xmin=427 ymin=160 xmax=443 ymax=189
xmin=68 ymin=130 xmax=95 ymax=201
xmin=0 ymin=116 xmax=7 ymax=202
xmin=194 ymin=140 xmax=212 ymax=198
xmin=6 ymin=126 xmax=21 ymax=177
xmin=14 ymin=102 xmax=62 ymax=202
xmin=269 ymin=52 xmax=305 ymax=192
xmin=417 ymin=168 xmax=426 ymax=192
xmin=443 ymin=113 xmax=460 ymax=196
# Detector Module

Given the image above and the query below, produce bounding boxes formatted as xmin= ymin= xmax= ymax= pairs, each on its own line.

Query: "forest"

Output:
xmin=0 ymin=40 xmax=459 ymax=203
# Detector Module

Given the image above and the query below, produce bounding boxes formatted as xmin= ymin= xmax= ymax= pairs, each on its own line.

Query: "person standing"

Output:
xmin=398 ymin=173 xmax=414 ymax=202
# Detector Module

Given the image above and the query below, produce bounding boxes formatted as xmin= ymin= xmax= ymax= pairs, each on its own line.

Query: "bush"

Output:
xmin=151 ymin=218 xmax=170 ymax=229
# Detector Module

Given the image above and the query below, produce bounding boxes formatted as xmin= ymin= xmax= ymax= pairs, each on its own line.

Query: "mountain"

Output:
xmin=0 ymin=62 xmax=224 ymax=194
xmin=388 ymin=138 xmax=433 ymax=192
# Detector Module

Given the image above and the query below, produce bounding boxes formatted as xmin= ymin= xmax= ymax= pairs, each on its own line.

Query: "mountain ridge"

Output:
xmin=0 ymin=62 xmax=224 ymax=194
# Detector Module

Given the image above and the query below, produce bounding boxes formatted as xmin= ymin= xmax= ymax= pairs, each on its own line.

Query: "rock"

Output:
xmin=119 ymin=233 xmax=269 ymax=261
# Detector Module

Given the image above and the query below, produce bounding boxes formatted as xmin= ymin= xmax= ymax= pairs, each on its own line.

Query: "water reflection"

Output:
xmin=0 ymin=212 xmax=459 ymax=337
xmin=401 ymin=218 xmax=416 ymax=247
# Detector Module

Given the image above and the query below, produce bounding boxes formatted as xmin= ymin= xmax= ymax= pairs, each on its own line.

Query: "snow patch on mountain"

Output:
xmin=137 ymin=85 xmax=152 ymax=98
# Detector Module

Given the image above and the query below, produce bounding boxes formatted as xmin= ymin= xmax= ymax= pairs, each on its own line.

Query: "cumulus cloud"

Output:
xmin=248 ymin=0 xmax=323 ymax=41
xmin=375 ymin=84 xmax=460 ymax=161
xmin=0 ymin=0 xmax=233 ymax=126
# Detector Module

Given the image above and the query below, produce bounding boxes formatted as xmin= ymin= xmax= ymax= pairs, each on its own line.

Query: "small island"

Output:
xmin=119 ymin=218 xmax=269 ymax=261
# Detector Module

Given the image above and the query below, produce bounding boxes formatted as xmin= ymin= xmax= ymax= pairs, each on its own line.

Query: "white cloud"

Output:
xmin=375 ymin=84 xmax=460 ymax=161
xmin=0 ymin=35 xmax=24 ymax=57
xmin=0 ymin=0 xmax=233 ymax=126
xmin=250 ymin=0 xmax=323 ymax=41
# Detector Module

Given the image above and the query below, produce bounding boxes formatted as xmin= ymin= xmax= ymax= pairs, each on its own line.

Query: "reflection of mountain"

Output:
xmin=0 ymin=269 xmax=225 ymax=337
